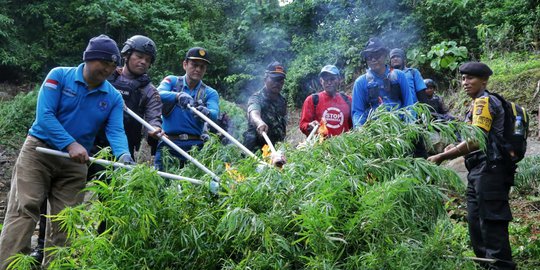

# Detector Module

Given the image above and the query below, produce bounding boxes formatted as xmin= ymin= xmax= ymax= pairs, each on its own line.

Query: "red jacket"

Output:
xmin=299 ymin=91 xmax=352 ymax=137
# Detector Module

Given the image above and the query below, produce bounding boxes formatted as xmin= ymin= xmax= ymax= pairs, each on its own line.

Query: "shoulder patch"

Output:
xmin=44 ymin=79 xmax=59 ymax=90
xmin=472 ymin=96 xmax=492 ymax=131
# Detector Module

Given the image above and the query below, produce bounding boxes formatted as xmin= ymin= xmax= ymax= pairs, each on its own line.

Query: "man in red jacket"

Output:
xmin=299 ymin=65 xmax=352 ymax=137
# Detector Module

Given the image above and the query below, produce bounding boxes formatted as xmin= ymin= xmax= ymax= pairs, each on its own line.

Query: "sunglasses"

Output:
xmin=269 ymin=76 xmax=285 ymax=82
xmin=365 ymin=52 xmax=385 ymax=61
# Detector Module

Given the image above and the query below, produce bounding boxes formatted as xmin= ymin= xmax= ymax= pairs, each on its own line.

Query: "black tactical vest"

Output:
xmin=93 ymin=69 xmax=151 ymax=155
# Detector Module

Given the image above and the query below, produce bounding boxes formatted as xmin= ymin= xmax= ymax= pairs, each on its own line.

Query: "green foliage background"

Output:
xmin=1 ymin=0 xmax=539 ymax=106
xmin=1 ymin=1 xmax=539 ymax=268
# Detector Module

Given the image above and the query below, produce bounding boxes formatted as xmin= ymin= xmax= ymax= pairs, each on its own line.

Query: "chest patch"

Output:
xmin=62 ymin=88 xmax=77 ymax=97
xmin=98 ymin=100 xmax=109 ymax=111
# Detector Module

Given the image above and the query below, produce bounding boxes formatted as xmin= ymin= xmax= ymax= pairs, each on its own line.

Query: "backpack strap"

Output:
xmin=339 ymin=92 xmax=351 ymax=108
xmin=195 ymin=83 xmax=207 ymax=105
xmin=162 ymin=76 xmax=184 ymax=117
xmin=174 ymin=76 xmax=184 ymax=92
xmin=176 ymin=75 xmax=207 ymax=105
xmin=311 ymin=93 xmax=319 ymax=112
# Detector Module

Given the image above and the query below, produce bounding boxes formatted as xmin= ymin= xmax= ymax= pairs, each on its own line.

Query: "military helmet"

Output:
xmin=121 ymin=35 xmax=157 ymax=63
xmin=424 ymin=78 xmax=437 ymax=89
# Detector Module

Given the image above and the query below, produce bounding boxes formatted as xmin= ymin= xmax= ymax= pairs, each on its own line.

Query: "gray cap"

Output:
xmin=319 ymin=65 xmax=340 ymax=76
xmin=390 ymin=48 xmax=405 ymax=59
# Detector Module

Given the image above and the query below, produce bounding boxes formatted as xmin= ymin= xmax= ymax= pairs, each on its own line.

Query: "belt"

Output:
xmin=167 ymin=133 xmax=201 ymax=141
xmin=28 ymin=135 xmax=49 ymax=146
xmin=27 ymin=135 xmax=56 ymax=150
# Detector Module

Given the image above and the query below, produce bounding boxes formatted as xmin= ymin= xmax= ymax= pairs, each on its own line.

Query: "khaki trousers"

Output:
xmin=0 ymin=136 xmax=87 ymax=269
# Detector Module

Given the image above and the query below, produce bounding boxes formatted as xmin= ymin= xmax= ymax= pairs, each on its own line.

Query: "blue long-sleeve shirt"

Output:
xmin=29 ymin=63 xmax=130 ymax=158
xmin=158 ymin=75 xmax=219 ymax=136
xmin=352 ymin=66 xmax=414 ymax=127
xmin=403 ymin=67 xmax=426 ymax=93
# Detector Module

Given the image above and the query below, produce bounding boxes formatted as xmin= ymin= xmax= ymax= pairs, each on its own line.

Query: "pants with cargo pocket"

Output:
xmin=0 ymin=136 xmax=87 ymax=269
xmin=466 ymin=157 xmax=516 ymax=270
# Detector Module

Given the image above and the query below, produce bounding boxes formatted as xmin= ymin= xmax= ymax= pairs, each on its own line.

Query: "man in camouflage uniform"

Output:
xmin=243 ymin=61 xmax=288 ymax=152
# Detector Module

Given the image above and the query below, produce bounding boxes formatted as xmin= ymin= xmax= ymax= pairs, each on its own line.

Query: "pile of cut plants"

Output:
xmin=10 ymin=106 xmax=488 ymax=269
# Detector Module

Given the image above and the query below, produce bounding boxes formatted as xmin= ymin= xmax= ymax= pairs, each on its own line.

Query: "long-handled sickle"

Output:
xmin=187 ymin=104 xmax=259 ymax=159
xmin=261 ymin=131 xmax=286 ymax=167
xmin=123 ymin=106 xmax=220 ymax=192
xmin=305 ymin=123 xmax=320 ymax=142
xmin=35 ymin=147 xmax=204 ymax=185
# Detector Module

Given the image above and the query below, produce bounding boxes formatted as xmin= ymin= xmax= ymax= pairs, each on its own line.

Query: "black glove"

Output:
xmin=193 ymin=105 xmax=210 ymax=122
xmin=196 ymin=105 xmax=210 ymax=116
xmin=194 ymin=99 xmax=204 ymax=107
xmin=118 ymin=153 xmax=135 ymax=165
xmin=176 ymin=92 xmax=194 ymax=108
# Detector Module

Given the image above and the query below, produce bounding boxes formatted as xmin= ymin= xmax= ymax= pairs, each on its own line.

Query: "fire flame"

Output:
xmin=225 ymin=162 xmax=245 ymax=182
xmin=318 ymin=118 xmax=328 ymax=143
xmin=318 ymin=118 xmax=328 ymax=136
xmin=262 ymin=144 xmax=271 ymax=158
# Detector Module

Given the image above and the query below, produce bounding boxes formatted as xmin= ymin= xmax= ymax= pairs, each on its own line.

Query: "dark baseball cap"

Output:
xmin=185 ymin=47 xmax=210 ymax=64
xmin=459 ymin=62 xmax=493 ymax=78
xmin=361 ymin=38 xmax=389 ymax=58
xmin=265 ymin=61 xmax=286 ymax=78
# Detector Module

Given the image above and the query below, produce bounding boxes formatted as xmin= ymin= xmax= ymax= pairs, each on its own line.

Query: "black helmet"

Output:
xmin=424 ymin=78 xmax=437 ymax=89
xmin=121 ymin=35 xmax=157 ymax=63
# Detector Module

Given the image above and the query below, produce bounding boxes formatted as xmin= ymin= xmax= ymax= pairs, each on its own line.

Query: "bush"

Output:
xmin=0 ymin=89 xmax=37 ymax=148
xmin=514 ymin=156 xmax=540 ymax=196
xmin=29 ymin=107 xmax=487 ymax=269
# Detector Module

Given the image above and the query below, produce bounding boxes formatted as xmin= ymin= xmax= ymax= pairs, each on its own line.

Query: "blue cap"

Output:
xmin=83 ymin=34 xmax=120 ymax=65
xmin=186 ymin=47 xmax=210 ymax=64
xmin=319 ymin=65 xmax=340 ymax=76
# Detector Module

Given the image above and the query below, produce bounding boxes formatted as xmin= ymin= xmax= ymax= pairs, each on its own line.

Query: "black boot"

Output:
xmin=31 ymin=200 xmax=47 ymax=265
xmin=29 ymin=247 xmax=44 ymax=265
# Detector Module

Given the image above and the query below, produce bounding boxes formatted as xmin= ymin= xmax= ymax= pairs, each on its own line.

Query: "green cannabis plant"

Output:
xmin=33 ymin=106 xmax=485 ymax=270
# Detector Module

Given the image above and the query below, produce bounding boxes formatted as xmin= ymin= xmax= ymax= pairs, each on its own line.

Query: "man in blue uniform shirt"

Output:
xmin=389 ymin=48 xmax=428 ymax=103
xmin=0 ymin=34 xmax=131 ymax=269
xmin=390 ymin=48 xmax=429 ymax=158
xmin=155 ymin=47 xmax=219 ymax=170
xmin=352 ymin=38 xmax=414 ymax=127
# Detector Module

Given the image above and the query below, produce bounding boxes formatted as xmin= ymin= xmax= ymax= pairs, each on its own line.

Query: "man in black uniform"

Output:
xmin=428 ymin=62 xmax=516 ymax=270
xmin=424 ymin=78 xmax=454 ymax=121
xmin=95 ymin=34 xmax=163 ymax=158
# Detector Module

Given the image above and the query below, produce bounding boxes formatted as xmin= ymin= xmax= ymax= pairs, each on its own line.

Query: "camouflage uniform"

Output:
xmin=243 ymin=87 xmax=288 ymax=152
